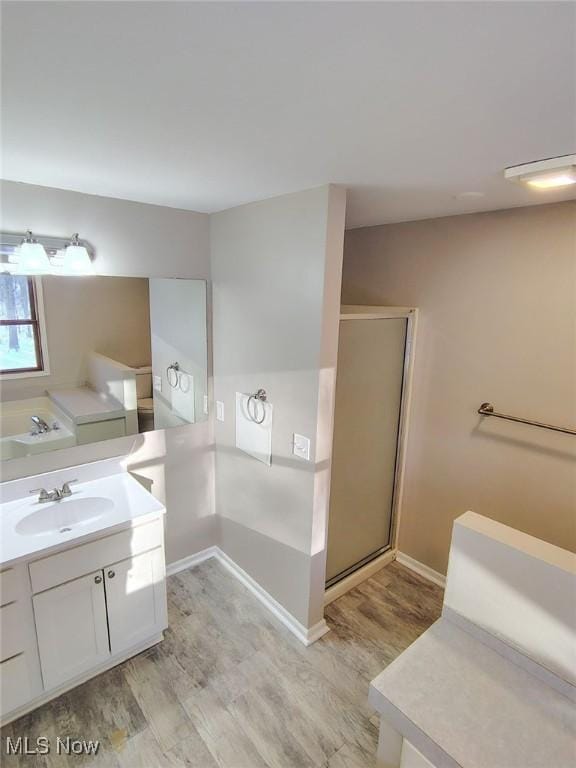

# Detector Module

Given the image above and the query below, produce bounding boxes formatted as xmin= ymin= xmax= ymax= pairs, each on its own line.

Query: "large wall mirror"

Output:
xmin=0 ymin=273 xmax=208 ymax=463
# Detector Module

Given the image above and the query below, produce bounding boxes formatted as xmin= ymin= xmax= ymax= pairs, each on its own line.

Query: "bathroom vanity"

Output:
xmin=0 ymin=464 xmax=167 ymax=726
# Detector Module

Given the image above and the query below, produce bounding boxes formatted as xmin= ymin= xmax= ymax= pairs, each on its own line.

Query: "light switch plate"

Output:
xmin=203 ymin=395 xmax=209 ymax=415
xmin=153 ymin=375 xmax=162 ymax=392
xmin=216 ymin=401 xmax=225 ymax=422
xmin=293 ymin=433 xmax=311 ymax=461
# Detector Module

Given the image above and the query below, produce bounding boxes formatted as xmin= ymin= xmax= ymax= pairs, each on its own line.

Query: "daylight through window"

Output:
xmin=0 ymin=275 xmax=45 ymax=374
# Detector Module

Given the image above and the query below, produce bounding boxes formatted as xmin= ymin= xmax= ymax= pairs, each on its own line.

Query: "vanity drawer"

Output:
xmin=0 ymin=602 xmax=25 ymax=662
xmin=0 ymin=568 xmax=19 ymax=606
xmin=29 ymin=518 xmax=164 ymax=594
xmin=0 ymin=653 xmax=32 ymax=718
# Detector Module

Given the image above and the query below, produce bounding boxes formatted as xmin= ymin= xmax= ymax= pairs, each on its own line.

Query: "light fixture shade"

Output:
xmin=61 ymin=242 xmax=94 ymax=275
xmin=505 ymin=154 xmax=576 ymax=190
xmin=16 ymin=241 xmax=52 ymax=274
xmin=523 ymin=172 xmax=576 ymax=190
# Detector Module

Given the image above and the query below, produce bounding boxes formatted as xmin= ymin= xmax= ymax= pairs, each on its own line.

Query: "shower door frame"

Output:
xmin=325 ymin=306 xmax=418 ymax=600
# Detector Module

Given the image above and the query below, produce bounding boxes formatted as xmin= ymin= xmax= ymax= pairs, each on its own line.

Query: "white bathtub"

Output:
xmin=0 ymin=397 xmax=76 ymax=460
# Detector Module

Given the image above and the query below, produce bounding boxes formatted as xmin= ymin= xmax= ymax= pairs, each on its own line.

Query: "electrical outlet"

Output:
xmin=203 ymin=395 xmax=209 ymax=415
xmin=293 ymin=433 xmax=311 ymax=461
xmin=216 ymin=401 xmax=225 ymax=422
xmin=153 ymin=375 xmax=162 ymax=392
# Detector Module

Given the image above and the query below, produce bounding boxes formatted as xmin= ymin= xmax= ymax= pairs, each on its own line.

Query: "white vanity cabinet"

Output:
xmin=34 ymin=545 xmax=166 ymax=690
xmin=0 ymin=512 xmax=167 ymax=725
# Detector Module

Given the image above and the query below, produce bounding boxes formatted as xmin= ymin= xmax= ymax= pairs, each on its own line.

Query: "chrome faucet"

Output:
xmin=29 ymin=480 xmax=78 ymax=503
xmin=30 ymin=415 xmax=51 ymax=434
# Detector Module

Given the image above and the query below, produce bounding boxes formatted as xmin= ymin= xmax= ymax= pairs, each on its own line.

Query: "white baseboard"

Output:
xmin=166 ymin=546 xmax=219 ymax=576
xmin=324 ymin=549 xmax=396 ymax=605
xmin=166 ymin=546 xmax=329 ymax=646
xmin=395 ymin=551 xmax=446 ymax=587
xmin=216 ymin=549 xmax=329 ymax=646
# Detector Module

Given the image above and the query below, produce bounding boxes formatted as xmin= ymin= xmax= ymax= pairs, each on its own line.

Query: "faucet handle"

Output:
xmin=61 ymin=480 xmax=78 ymax=497
xmin=29 ymin=488 xmax=49 ymax=502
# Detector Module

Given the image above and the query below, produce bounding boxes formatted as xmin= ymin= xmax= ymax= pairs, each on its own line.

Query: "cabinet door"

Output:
xmin=105 ymin=548 xmax=167 ymax=655
xmin=33 ymin=570 xmax=110 ymax=690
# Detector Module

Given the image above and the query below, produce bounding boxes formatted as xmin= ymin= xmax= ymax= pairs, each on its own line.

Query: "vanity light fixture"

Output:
xmin=504 ymin=154 xmax=576 ymax=190
xmin=15 ymin=231 xmax=52 ymax=274
xmin=60 ymin=233 xmax=95 ymax=275
xmin=0 ymin=231 xmax=95 ymax=275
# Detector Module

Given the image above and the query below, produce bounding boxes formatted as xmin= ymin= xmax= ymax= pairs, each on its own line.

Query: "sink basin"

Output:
xmin=1 ymin=470 xmax=166 ymax=566
xmin=16 ymin=497 xmax=115 ymax=536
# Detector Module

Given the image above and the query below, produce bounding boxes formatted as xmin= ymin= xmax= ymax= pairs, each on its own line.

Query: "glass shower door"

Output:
xmin=326 ymin=317 xmax=407 ymax=585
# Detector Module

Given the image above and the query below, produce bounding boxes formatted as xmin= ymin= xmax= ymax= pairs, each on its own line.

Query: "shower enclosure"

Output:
xmin=325 ymin=306 xmax=416 ymax=588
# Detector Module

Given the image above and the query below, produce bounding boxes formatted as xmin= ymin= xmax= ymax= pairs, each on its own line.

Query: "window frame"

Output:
xmin=0 ymin=276 xmax=51 ymax=379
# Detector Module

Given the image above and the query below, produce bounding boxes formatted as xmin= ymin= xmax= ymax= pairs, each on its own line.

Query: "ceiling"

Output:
xmin=1 ymin=2 xmax=575 ymax=228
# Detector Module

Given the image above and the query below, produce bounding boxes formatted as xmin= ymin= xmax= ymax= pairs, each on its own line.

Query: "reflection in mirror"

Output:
xmin=0 ymin=274 xmax=207 ymax=463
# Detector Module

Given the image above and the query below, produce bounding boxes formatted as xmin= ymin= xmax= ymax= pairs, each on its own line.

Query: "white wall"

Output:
xmin=211 ymin=185 xmax=346 ymax=628
xmin=342 ymin=201 xmax=576 ymax=574
xmin=0 ymin=180 xmax=214 ymax=564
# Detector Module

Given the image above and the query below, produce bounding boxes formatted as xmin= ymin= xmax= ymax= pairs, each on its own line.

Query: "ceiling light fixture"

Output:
xmin=60 ymin=233 xmax=94 ymax=275
xmin=504 ymin=154 xmax=576 ymax=190
xmin=15 ymin=231 xmax=52 ymax=274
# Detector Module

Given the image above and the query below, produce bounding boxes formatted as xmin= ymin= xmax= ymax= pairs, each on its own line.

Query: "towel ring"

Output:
xmin=167 ymin=362 xmax=180 ymax=389
xmin=247 ymin=389 xmax=267 ymax=424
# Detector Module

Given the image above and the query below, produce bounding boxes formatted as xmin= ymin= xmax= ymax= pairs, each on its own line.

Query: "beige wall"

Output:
xmin=0 ymin=180 xmax=214 ymax=565
xmin=342 ymin=201 xmax=576 ymax=574
xmin=2 ymin=275 xmax=151 ymax=401
xmin=211 ymin=185 xmax=346 ymax=628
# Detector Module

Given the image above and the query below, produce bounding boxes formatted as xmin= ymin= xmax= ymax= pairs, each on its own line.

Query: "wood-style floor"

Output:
xmin=1 ymin=559 xmax=443 ymax=768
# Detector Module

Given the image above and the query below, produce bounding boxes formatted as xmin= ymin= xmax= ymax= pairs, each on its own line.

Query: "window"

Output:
xmin=0 ymin=275 xmax=46 ymax=375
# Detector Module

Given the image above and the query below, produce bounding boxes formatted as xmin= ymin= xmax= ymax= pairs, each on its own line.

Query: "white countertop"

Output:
xmin=48 ymin=388 xmax=126 ymax=424
xmin=0 ymin=472 xmax=165 ymax=568
xmin=369 ymin=618 xmax=576 ymax=768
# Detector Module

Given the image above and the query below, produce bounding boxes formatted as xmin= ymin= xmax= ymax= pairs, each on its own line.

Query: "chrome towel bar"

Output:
xmin=478 ymin=403 xmax=576 ymax=436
